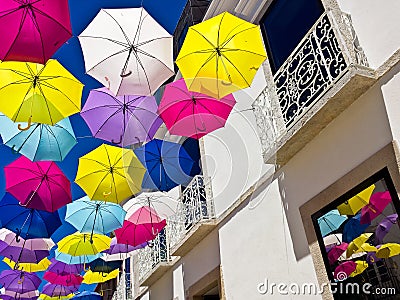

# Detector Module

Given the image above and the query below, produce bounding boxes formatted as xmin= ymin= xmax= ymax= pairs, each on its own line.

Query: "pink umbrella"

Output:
xmin=4 ymin=156 xmax=71 ymax=212
xmin=334 ymin=261 xmax=356 ymax=281
xmin=0 ymin=0 xmax=72 ymax=64
xmin=327 ymin=243 xmax=348 ymax=265
xmin=43 ymin=271 xmax=83 ymax=287
xmin=360 ymin=191 xmax=392 ymax=224
xmin=158 ymin=78 xmax=236 ymax=139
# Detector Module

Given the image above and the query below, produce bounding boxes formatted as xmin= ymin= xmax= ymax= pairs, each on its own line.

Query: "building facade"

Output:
xmin=113 ymin=0 xmax=400 ymax=299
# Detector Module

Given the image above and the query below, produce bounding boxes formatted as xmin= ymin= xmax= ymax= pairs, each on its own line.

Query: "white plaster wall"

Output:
xmin=336 ymin=0 xmax=400 ymax=68
xmin=173 ymin=264 xmax=185 ymax=300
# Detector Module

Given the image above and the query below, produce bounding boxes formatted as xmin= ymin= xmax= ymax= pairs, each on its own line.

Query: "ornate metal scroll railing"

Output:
xmin=112 ymin=273 xmax=133 ymax=300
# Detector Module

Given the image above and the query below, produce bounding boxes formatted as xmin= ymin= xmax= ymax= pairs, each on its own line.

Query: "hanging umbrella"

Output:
xmin=89 ymin=258 xmax=122 ymax=274
xmin=103 ymin=237 xmax=147 ymax=256
xmin=65 ymin=197 xmax=126 ymax=236
xmin=1 ymin=290 xmax=39 ymax=300
xmin=375 ymin=213 xmax=398 ymax=244
xmin=43 ymin=272 xmax=83 ymax=287
xmin=82 ymin=269 xmax=119 ymax=284
xmin=323 ymin=233 xmax=343 ymax=247
xmin=342 ymin=213 xmax=370 ymax=243
xmin=327 ymin=243 xmax=348 ymax=265
xmin=134 ymin=139 xmax=195 ymax=191
xmin=48 ymin=259 xmax=83 ymax=275
xmin=72 ymin=291 xmax=101 ymax=300
xmin=337 ymin=184 xmax=375 ymax=215
xmin=0 ymin=270 xmax=41 ymax=293
xmin=115 ymin=206 xmax=166 ymax=247
xmin=158 ymin=78 xmax=236 ymax=139
xmin=75 ymin=144 xmax=146 ymax=203
xmin=0 ymin=193 xmax=61 ymax=239
xmin=360 ymin=191 xmax=392 ymax=224
xmin=0 ymin=241 xmax=49 ymax=264
xmin=3 ymin=257 xmax=51 ymax=272
xmin=0 ymin=228 xmax=55 ymax=250
xmin=39 ymin=294 xmax=73 ymax=300
xmin=366 ymin=251 xmax=381 ymax=264
xmin=346 ymin=233 xmax=373 ymax=258
xmin=54 ymin=250 xmax=102 ymax=266
xmin=1 ymin=295 xmax=37 ymax=300
xmin=81 ymin=88 xmax=162 ymax=146
xmin=57 ymin=233 xmax=111 ymax=256
xmin=78 ymin=7 xmax=174 ymax=96
xmin=0 ymin=114 xmax=76 ymax=161
xmin=41 ymin=283 xmax=78 ymax=297
xmin=0 ymin=0 xmax=72 ymax=64
xmin=317 ymin=210 xmax=347 ymax=237
xmin=5 ymin=156 xmax=71 ymax=212
xmin=334 ymin=261 xmax=356 ymax=281
xmin=0 ymin=60 xmax=83 ymax=127
xmin=349 ymin=261 xmax=369 ymax=277
xmin=376 ymin=243 xmax=400 ymax=258
xmin=176 ymin=12 xmax=267 ymax=99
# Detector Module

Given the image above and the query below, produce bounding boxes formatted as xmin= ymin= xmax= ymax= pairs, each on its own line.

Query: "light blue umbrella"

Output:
xmin=65 ymin=197 xmax=126 ymax=236
xmin=54 ymin=249 xmax=102 ymax=265
xmin=72 ymin=291 xmax=102 ymax=300
xmin=0 ymin=114 xmax=76 ymax=161
xmin=318 ymin=209 xmax=347 ymax=237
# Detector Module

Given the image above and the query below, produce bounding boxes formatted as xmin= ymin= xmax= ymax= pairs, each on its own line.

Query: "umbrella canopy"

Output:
xmin=158 ymin=79 xmax=236 ymax=139
xmin=346 ymin=233 xmax=373 ymax=258
xmin=54 ymin=250 xmax=102 ymax=266
xmin=48 ymin=259 xmax=83 ymax=275
xmin=103 ymin=237 xmax=147 ymax=256
xmin=39 ymin=294 xmax=73 ymax=300
xmin=327 ymin=243 xmax=348 ymax=265
xmin=41 ymin=283 xmax=78 ymax=297
xmin=0 ymin=240 xmax=49 ymax=264
xmin=323 ymin=233 xmax=343 ymax=248
xmin=57 ymin=233 xmax=111 ymax=256
xmin=75 ymin=144 xmax=146 ymax=203
xmin=1 ymin=290 xmax=39 ymax=300
xmin=0 ymin=228 xmax=54 ymax=250
xmin=78 ymin=7 xmax=174 ymax=96
xmin=0 ymin=114 xmax=76 ymax=161
xmin=176 ymin=12 xmax=267 ymax=99
xmin=0 ymin=0 xmax=72 ymax=64
xmin=342 ymin=213 xmax=370 ymax=243
xmin=337 ymin=184 xmax=375 ymax=215
xmin=3 ymin=257 xmax=51 ymax=272
xmin=375 ymin=213 xmax=398 ymax=244
xmin=89 ymin=258 xmax=122 ymax=274
xmin=72 ymin=291 xmax=101 ymax=300
xmin=376 ymin=243 xmax=400 ymax=259
xmin=334 ymin=261 xmax=356 ymax=281
xmin=360 ymin=191 xmax=392 ymax=224
xmin=349 ymin=261 xmax=369 ymax=277
xmin=65 ymin=197 xmax=126 ymax=235
xmin=81 ymin=88 xmax=162 ymax=146
xmin=0 ymin=60 xmax=83 ymax=126
xmin=5 ymin=156 xmax=71 ymax=212
xmin=0 ymin=193 xmax=61 ymax=239
xmin=134 ymin=139 xmax=195 ymax=191
xmin=0 ymin=270 xmax=41 ymax=293
xmin=318 ymin=210 xmax=347 ymax=237
xmin=43 ymin=272 xmax=83 ymax=287
xmin=82 ymin=269 xmax=119 ymax=284
xmin=1 ymin=295 xmax=37 ymax=300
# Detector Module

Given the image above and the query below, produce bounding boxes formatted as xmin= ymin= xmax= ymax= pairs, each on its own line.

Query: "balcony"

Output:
xmin=112 ymin=273 xmax=133 ymax=300
xmin=168 ymin=175 xmax=216 ymax=256
xmin=252 ymin=9 xmax=376 ymax=165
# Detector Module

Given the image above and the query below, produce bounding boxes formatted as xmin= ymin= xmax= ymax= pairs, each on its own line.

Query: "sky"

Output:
xmin=0 ymin=0 xmax=187 ymax=292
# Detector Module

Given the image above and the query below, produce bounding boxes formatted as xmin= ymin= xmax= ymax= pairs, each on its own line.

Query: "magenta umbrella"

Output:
xmin=43 ymin=271 xmax=83 ymax=287
xmin=0 ymin=270 xmax=41 ymax=293
xmin=81 ymin=88 xmax=162 ymax=146
xmin=158 ymin=78 xmax=236 ymax=139
xmin=41 ymin=283 xmax=78 ymax=297
xmin=4 ymin=156 xmax=71 ymax=212
xmin=0 ymin=0 xmax=72 ymax=64
xmin=360 ymin=191 xmax=392 ymax=224
xmin=327 ymin=243 xmax=348 ymax=265
xmin=334 ymin=261 xmax=356 ymax=281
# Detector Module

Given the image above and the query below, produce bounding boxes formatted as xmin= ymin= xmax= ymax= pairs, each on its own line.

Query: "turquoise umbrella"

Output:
xmin=65 ymin=197 xmax=127 ymax=236
xmin=0 ymin=114 xmax=76 ymax=161
xmin=318 ymin=209 xmax=347 ymax=237
xmin=54 ymin=249 xmax=102 ymax=265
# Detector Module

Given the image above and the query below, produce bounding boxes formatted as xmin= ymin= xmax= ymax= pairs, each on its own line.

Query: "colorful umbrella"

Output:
xmin=3 ymin=257 xmax=51 ymax=272
xmin=102 ymin=237 xmax=146 ymax=256
xmin=54 ymin=250 xmax=102 ymax=266
xmin=41 ymin=283 xmax=78 ymax=297
xmin=158 ymin=78 xmax=236 ymax=139
xmin=0 ymin=270 xmax=41 ymax=293
xmin=346 ymin=233 xmax=373 ymax=258
xmin=318 ymin=210 xmax=347 ymax=237
xmin=366 ymin=251 xmax=381 ymax=264
xmin=337 ymin=184 xmax=375 ymax=215
xmin=65 ymin=197 xmax=126 ymax=236
xmin=82 ymin=269 xmax=119 ymax=284
xmin=75 ymin=144 xmax=146 ymax=203
xmin=327 ymin=243 xmax=348 ymax=265
xmin=0 ymin=240 xmax=49 ymax=264
xmin=89 ymin=258 xmax=122 ymax=274
xmin=134 ymin=139 xmax=195 ymax=191
xmin=1 ymin=290 xmax=39 ymax=300
xmin=71 ymin=291 xmax=101 ymax=300
xmin=0 ymin=114 xmax=76 ymax=161
xmin=0 ymin=228 xmax=54 ymax=250
xmin=176 ymin=12 xmax=267 ymax=99
xmin=43 ymin=272 xmax=83 ymax=287
xmin=375 ymin=213 xmax=398 ymax=244
xmin=342 ymin=213 xmax=370 ymax=243
xmin=323 ymin=233 xmax=342 ymax=247
xmin=5 ymin=156 xmax=71 ymax=212
xmin=0 ymin=0 xmax=72 ymax=64
xmin=78 ymin=7 xmax=174 ymax=96
xmin=0 ymin=193 xmax=62 ymax=239
xmin=360 ymin=191 xmax=392 ymax=224
xmin=376 ymin=243 xmax=400 ymax=258
xmin=81 ymin=88 xmax=162 ymax=146
xmin=349 ymin=261 xmax=369 ymax=277
xmin=334 ymin=261 xmax=356 ymax=281
xmin=39 ymin=294 xmax=73 ymax=300
xmin=0 ymin=60 xmax=83 ymax=126
xmin=57 ymin=233 xmax=111 ymax=256
xmin=48 ymin=259 xmax=83 ymax=275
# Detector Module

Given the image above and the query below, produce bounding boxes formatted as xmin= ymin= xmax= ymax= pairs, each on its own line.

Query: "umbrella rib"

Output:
xmin=28 ymin=8 xmax=46 ymax=63
xmin=79 ymin=35 xmax=129 ymax=48
xmin=32 ymin=6 xmax=72 ymax=35
xmin=220 ymin=54 xmax=252 ymax=87
xmin=189 ymin=27 xmax=217 ymax=49
xmin=103 ymin=9 xmax=132 ymax=45
xmin=135 ymin=48 xmax=174 ymax=73
xmin=85 ymin=47 xmax=130 ymax=73
xmin=216 ymin=12 xmax=226 ymax=49
xmin=220 ymin=25 xmax=259 ymax=49
xmin=222 ymin=48 xmax=267 ymax=57
xmin=36 ymin=82 xmax=55 ymax=125
xmin=38 ymin=80 xmax=81 ymax=111
xmin=185 ymin=52 xmax=217 ymax=90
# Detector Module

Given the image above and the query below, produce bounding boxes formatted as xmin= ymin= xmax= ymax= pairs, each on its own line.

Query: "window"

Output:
xmin=312 ymin=169 xmax=400 ymax=299
xmin=260 ymin=0 xmax=324 ymax=73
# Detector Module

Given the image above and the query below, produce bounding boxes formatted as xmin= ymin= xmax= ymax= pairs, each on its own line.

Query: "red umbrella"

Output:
xmin=360 ymin=191 xmax=392 ymax=224
xmin=328 ymin=243 xmax=348 ymax=265
xmin=43 ymin=271 xmax=83 ymax=286
xmin=4 ymin=156 xmax=71 ymax=212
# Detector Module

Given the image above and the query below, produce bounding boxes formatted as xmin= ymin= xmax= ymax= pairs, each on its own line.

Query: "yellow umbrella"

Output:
xmin=3 ymin=257 xmax=51 ymax=272
xmin=346 ymin=233 xmax=373 ymax=258
xmin=349 ymin=261 xmax=369 ymax=277
xmin=337 ymin=184 xmax=375 ymax=215
xmin=176 ymin=12 xmax=267 ymax=99
xmin=376 ymin=243 xmax=400 ymax=258
xmin=0 ymin=60 xmax=83 ymax=127
xmin=39 ymin=294 xmax=73 ymax=300
xmin=57 ymin=232 xmax=111 ymax=256
xmin=354 ymin=243 xmax=377 ymax=253
xmin=83 ymin=269 xmax=119 ymax=284
xmin=75 ymin=144 xmax=146 ymax=203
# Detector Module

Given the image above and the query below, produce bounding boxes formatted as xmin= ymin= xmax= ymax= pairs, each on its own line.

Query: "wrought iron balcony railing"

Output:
xmin=112 ymin=272 xmax=133 ymax=300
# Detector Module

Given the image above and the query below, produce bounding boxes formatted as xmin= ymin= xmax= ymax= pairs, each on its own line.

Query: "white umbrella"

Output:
xmin=78 ymin=7 xmax=174 ymax=96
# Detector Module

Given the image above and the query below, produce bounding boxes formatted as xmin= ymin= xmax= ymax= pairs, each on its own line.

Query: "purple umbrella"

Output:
xmin=375 ymin=214 xmax=398 ymax=244
xmin=366 ymin=251 xmax=381 ymax=264
xmin=42 ymin=283 xmax=78 ymax=297
xmin=81 ymin=88 xmax=162 ymax=146
xmin=103 ymin=237 xmax=147 ymax=255
xmin=1 ymin=295 xmax=37 ymax=300
xmin=47 ymin=258 xmax=83 ymax=275
xmin=2 ymin=290 xmax=38 ymax=300
xmin=0 ymin=240 xmax=49 ymax=264
xmin=0 ymin=270 xmax=41 ymax=293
